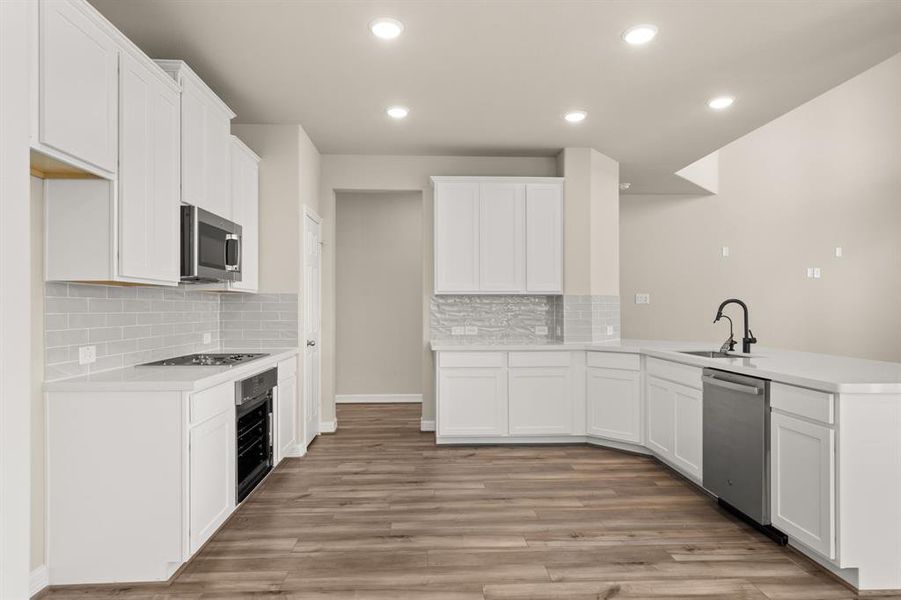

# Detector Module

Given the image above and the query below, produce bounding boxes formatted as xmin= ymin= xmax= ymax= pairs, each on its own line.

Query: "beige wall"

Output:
xmin=30 ymin=176 xmax=44 ymax=571
xmin=231 ymin=124 xmax=320 ymax=294
xmin=621 ymin=52 xmax=901 ymax=362
xmin=319 ymin=155 xmax=559 ymax=426
xmin=336 ymin=191 xmax=422 ymax=396
xmin=558 ymin=148 xmax=620 ymax=295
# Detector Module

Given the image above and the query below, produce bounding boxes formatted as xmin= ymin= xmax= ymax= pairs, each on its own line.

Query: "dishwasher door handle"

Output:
xmin=702 ymin=375 xmax=762 ymax=395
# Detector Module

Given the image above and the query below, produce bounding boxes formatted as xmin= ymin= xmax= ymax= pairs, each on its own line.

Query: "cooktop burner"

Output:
xmin=140 ymin=353 xmax=268 ymax=367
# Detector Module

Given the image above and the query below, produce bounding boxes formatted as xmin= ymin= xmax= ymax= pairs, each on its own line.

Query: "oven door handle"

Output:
xmin=267 ymin=412 xmax=273 ymax=449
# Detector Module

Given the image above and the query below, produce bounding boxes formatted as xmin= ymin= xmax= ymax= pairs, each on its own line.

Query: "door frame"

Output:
xmin=302 ymin=206 xmax=323 ymax=447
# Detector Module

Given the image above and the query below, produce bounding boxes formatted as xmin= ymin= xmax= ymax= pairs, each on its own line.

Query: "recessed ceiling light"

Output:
xmin=386 ymin=106 xmax=409 ymax=119
xmin=564 ymin=110 xmax=587 ymax=123
xmin=622 ymin=24 xmax=658 ymax=46
xmin=370 ymin=17 xmax=404 ymax=40
xmin=707 ymin=96 xmax=735 ymax=110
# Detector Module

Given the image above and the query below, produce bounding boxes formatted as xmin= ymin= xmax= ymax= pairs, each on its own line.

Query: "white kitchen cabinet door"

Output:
xmin=434 ymin=182 xmax=480 ymax=293
xmin=39 ymin=0 xmax=118 ymax=174
xmin=178 ymin=73 xmax=233 ymax=219
xmin=508 ymin=367 xmax=573 ymax=435
xmin=438 ymin=367 xmax=507 ymax=436
xmin=671 ymin=383 xmax=703 ymax=481
xmin=771 ymin=412 xmax=836 ymax=558
xmin=478 ymin=182 xmax=525 ymax=292
xmin=189 ymin=408 xmax=234 ymax=554
xmin=586 ymin=367 xmax=641 ymax=443
xmin=525 ymin=183 xmax=563 ymax=293
xmin=646 ymin=376 xmax=674 ymax=458
xmin=228 ymin=137 xmax=260 ymax=292
xmin=277 ymin=375 xmax=297 ymax=461
xmin=118 ymin=52 xmax=180 ymax=285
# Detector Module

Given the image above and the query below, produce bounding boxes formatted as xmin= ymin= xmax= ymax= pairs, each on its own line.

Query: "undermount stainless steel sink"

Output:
xmin=679 ymin=350 xmax=735 ymax=358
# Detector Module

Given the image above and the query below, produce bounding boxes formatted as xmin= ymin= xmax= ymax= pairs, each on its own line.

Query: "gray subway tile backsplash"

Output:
xmin=219 ymin=293 xmax=299 ymax=350
xmin=44 ymin=283 xmax=224 ymax=380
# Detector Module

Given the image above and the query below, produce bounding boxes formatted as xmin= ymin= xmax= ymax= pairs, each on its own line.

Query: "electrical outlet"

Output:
xmin=635 ymin=293 xmax=650 ymax=305
xmin=835 ymin=246 xmax=843 ymax=258
xmin=606 ymin=325 xmax=614 ymax=336
xmin=534 ymin=325 xmax=549 ymax=336
xmin=451 ymin=326 xmax=465 ymax=336
xmin=78 ymin=345 xmax=96 ymax=365
xmin=203 ymin=332 xmax=212 ymax=344
xmin=464 ymin=326 xmax=478 ymax=336
xmin=806 ymin=267 xmax=814 ymax=278
xmin=814 ymin=267 xmax=822 ymax=279
xmin=721 ymin=246 xmax=730 ymax=257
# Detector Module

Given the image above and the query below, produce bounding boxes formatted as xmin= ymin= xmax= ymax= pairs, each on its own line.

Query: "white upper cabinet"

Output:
xmin=433 ymin=177 xmax=564 ymax=294
xmin=434 ymin=181 xmax=480 ymax=293
xmin=118 ymin=51 xmax=180 ymax=285
xmin=479 ymin=183 xmax=525 ymax=292
xmin=157 ymin=60 xmax=235 ymax=220
xmin=228 ymin=136 xmax=261 ymax=292
xmin=525 ymin=183 xmax=563 ymax=293
xmin=38 ymin=0 xmax=118 ymax=175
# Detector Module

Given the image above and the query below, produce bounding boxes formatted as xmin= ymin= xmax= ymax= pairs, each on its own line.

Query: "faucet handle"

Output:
xmin=746 ymin=329 xmax=758 ymax=344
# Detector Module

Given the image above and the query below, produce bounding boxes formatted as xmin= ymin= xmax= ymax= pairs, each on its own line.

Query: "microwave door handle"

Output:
xmin=225 ymin=234 xmax=241 ymax=272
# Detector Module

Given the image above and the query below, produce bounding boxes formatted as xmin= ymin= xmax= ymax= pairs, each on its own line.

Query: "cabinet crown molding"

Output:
xmin=154 ymin=59 xmax=237 ymax=119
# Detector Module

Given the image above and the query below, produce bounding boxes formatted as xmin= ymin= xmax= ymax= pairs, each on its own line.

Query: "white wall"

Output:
xmin=319 ymin=155 xmax=559 ymax=426
xmin=336 ymin=191 xmax=422 ymax=397
xmin=231 ymin=124 xmax=320 ymax=293
xmin=621 ymin=52 xmax=901 ymax=362
xmin=1 ymin=1 xmax=33 ymax=595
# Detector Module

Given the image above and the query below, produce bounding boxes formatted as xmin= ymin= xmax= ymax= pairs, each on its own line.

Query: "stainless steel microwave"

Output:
xmin=180 ymin=205 xmax=242 ymax=283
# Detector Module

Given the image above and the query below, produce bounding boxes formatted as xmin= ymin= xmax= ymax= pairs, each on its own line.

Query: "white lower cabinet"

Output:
xmin=646 ymin=375 xmax=675 ymax=456
xmin=188 ymin=407 xmax=234 ymax=554
xmin=438 ymin=364 xmax=508 ymax=437
xmin=645 ymin=374 xmax=703 ymax=482
xmin=671 ymin=383 xmax=703 ymax=479
xmin=586 ymin=367 xmax=641 ymax=443
xmin=508 ymin=366 xmax=573 ymax=435
xmin=275 ymin=365 xmax=297 ymax=461
xmin=771 ymin=411 xmax=835 ymax=559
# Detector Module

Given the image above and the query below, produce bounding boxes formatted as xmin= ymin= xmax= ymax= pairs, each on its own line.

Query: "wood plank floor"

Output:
xmin=44 ymin=403 xmax=884 ymax=599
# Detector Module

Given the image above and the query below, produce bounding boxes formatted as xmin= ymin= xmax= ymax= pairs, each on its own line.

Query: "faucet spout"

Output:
xmin=714 ymin=298 xmax=757 ymax=353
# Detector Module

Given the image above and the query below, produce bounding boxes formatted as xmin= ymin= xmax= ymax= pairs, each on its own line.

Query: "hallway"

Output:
xmin=45 ymin=403 xmax=861 ymax=599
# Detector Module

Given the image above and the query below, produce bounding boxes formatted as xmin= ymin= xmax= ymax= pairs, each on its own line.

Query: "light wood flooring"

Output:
xmin=43 ymin=403 xmax=884 ymax=599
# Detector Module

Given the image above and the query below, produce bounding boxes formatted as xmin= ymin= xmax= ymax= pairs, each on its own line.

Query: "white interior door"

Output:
xmin=303 ymin=212 xmax=322 ymax=445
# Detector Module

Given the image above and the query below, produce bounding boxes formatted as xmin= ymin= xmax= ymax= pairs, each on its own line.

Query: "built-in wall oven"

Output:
xmin=181 ymin=205 xmax=242 ymax=283
xmin=235 ymin=368 xmax=277 ymax=503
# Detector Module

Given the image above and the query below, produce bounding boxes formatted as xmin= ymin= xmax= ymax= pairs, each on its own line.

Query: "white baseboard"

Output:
xmin=30 ymin=565 xmax=48 ymax=597
xmin=420 ymin=419 xmax=436 ymax=432
xmin=336 ymin=393 xmax=422 ymax=404
xmin=320 ymin=419 xmax=337 ymax=433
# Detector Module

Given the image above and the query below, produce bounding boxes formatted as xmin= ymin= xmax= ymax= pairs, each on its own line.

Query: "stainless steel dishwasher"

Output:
xmin=702 ymin=368 xmax=787 ymax=544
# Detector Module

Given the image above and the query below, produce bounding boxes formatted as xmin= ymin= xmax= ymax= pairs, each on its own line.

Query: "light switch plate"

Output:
xmin=78 ymin=345 xmax=96 ymax=365
xmin=721 ymin=246 xmax=730 ymax=257
xmin=464 ymin=326 xmax=478 ymax=336
xmin=813 ymin=267 xmax=822 ymax=279
xmin=451 ymin=326 xmax=465 ymax=336
xmin=635 ymin=293 xmax=650 ymax=305
xmin=203 ymin=332 xmax=212 ymax=344
xmin=835 ymin=246 xmax=843 ymax=258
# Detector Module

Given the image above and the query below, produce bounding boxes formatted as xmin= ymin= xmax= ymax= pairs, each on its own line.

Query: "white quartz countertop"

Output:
xmin=430 ymin=339 xmax=901 ymax=394
xmin=44 ymin=348 xmax=299 ymax=392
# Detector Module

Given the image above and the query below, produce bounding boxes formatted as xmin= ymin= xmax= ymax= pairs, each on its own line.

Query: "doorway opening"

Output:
xmin=335 ymin=191 xmax=423 ymax=419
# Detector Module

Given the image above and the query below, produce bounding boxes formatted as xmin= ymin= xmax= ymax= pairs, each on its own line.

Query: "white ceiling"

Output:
xmin=91 ymin=0 xmax=901 ymax=194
